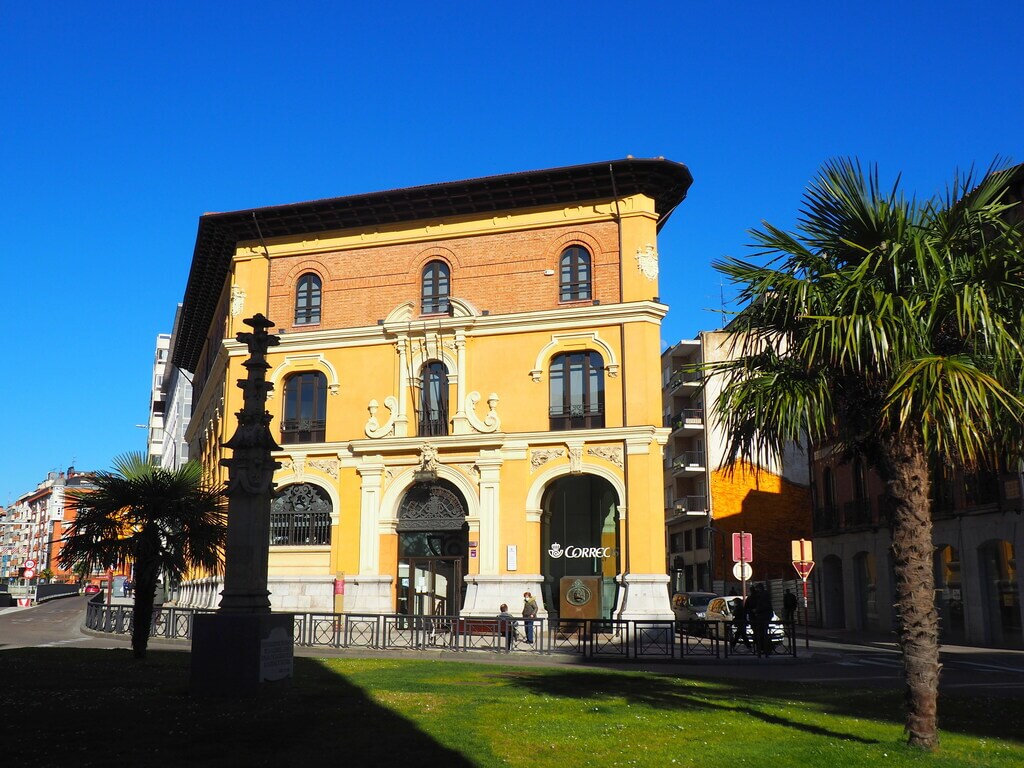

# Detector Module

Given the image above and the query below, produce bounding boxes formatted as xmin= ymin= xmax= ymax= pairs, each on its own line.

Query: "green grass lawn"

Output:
xmin=2 ymin=648 xmax=1021 ymax=767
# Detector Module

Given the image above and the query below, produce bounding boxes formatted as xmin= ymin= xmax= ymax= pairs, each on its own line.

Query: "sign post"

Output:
xmin=791 ymin=539 xmax=815 ymax=649
xmin=732 ymin=532 xmax=753 ymax=598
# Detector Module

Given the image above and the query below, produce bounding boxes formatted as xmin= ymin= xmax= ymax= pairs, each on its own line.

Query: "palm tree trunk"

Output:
xmin=885 ymin=434 xmax=941 ymax=750
xmin=131 ymin=559 xmax=159 ymax=660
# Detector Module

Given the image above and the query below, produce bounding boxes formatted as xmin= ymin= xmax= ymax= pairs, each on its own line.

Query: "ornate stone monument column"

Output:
xmin=192 ymin=314 xmax=294 ymax=695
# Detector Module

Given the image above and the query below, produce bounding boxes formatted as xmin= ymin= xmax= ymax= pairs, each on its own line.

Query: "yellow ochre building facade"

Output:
xmin=174 ymin=159 xmax=693 ymax=622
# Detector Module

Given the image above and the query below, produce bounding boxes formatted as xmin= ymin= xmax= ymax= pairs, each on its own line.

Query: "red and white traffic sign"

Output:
xmin=23 ymin=568 xmax=36 ymax=579
xmin=24 ymin=558 xmax=36 ymax=569
xmin=731 ymin=532 xmax=753 ymax=563
xmin=792 ymin=560 xmax=815 ymax=580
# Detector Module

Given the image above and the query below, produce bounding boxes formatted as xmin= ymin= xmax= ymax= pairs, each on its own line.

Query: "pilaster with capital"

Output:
xmin=357 ymin=458 xmax=387 ymax=575
xmin=474 ymin=450 xmax=503 ymax=574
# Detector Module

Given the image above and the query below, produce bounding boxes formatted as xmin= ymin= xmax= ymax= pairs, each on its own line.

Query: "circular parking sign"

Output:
xmin=732 ymin=561 xmax=752 ymax=581
xmin=25 ymin=558 xmax=36 ymax=569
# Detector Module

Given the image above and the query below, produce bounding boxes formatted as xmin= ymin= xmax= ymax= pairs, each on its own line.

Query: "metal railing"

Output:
xmin=84 ymin=603 xmax=800 ymax=661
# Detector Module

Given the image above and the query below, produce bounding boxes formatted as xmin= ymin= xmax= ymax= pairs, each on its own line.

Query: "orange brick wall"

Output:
xmin=266 ymin=221 xmax=621 ymax=331
xmin=709 ymin=463 xmax=812 ymax=582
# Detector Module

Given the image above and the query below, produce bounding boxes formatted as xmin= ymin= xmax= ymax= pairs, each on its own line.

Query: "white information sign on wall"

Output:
xmin=506 ymin=545 xmax=517 ymax=571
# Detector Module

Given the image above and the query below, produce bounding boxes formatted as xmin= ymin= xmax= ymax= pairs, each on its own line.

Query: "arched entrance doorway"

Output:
xmin=822 ymin=555 xmax=846 ymax=629
xmin=853 ymin=551 xmax=878 ymax=630
xmin=396 ymin=479 xmax=469 ymax=617
xmin=541 ymin=475 xmax=620 ymax=619
xmin=979 ymin=539 xmax=1021 ymax=648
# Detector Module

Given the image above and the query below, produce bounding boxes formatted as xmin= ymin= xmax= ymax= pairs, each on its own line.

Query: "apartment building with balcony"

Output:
xmin=663 ymin=331 xmax=811 ymax=595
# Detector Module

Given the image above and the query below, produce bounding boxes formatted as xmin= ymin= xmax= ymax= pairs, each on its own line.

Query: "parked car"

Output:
xmin=671 ymin=591 xmax=719 ymax=631
xmin=83 ymin=584 xmax=101 ymax=594
xmin=705 ymin=596 xmax=786 ymax=645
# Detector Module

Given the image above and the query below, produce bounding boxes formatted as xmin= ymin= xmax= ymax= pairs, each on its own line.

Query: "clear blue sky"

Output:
xmin=2 ymin=1 xmax=1021 ymax=502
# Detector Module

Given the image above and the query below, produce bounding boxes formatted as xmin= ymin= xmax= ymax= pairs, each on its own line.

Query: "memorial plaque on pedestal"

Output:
xmin=559 ymin=575 xmax=602 ymax=620
xmin=191 ymin=612 xmax=294 ymax=696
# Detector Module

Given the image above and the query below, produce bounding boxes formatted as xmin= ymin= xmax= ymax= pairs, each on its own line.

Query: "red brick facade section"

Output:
xmin=268 ymin=222 xmax=620 ymax=331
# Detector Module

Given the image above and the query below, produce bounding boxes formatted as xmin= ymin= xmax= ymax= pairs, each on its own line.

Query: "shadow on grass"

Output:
xmin=0 ymin=648 xmax=474 ymax=767
xmin=500 ymin=670 xmax=880 ymax=744
xmin=498 ymin=668 xmax=1024 ymax=745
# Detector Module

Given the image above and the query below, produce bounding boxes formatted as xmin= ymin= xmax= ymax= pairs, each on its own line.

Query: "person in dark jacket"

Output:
xmin=729 ymin=597 xmax=750 ymax=651
xmin=497 ymin=604 xmax=515 ymax=651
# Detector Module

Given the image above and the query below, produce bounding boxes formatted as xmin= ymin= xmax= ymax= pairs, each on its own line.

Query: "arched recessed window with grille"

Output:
xmin=270 ymin=483 xmax=332 ymax=545
xmin=295 ymin=273 xmax=322 ymax=325
xmin=559 ymin=246 xmax=591 ymax=301
xmin=421 ymin=260 xmax=450 ymax=315
xmin=282 ymin=371 xmax=327 ymax=444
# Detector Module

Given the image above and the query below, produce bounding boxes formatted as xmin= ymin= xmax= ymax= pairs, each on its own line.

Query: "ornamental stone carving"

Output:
xmin=308 ymin=459 xmax=339 ymax=479
xmin=587 ymin=445 xmax=624 ymax=468
xmin=635 ymin=243 xmax=659 ymax=280
xmin=465 ymin=391 xmax=501 ymax=433
xmin=364 ymin=396 xmax=398 ymax=438
xmin=568 ymin=446 xmax=584 ymax=474
xmin=530 ymin=448 xmax=564 ymax=471
xmin=230 ymin=286 xmax=247 ymax=317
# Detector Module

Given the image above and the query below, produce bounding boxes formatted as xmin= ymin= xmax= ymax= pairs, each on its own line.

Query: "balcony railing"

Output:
xmin=671 ymin=452 xmax=706 ymax=470
xmin=842 ymin=498 xmax=872 ymax=528
xmin=669 ymin=409 xmax=703 ymax=430
xmin=549 ymin=405 xmax=605 ymax=431
xmin=673 ymin=496 xmax=708 ymax=514
xmin=280 ymin=419 xmax=326 ymax=444
xmin=668 ymin=368 xmax=702 ymax=390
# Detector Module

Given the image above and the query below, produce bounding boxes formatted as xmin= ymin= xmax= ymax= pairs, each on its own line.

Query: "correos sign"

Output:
xmin=548 ymin=542 xmax=614 ymax=559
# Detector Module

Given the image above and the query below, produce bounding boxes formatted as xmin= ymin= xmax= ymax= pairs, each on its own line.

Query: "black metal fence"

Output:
xmin=84 ymin=603 xmax=798 ymax=660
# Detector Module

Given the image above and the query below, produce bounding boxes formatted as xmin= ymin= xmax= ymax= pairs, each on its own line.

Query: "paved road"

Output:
xmin=4 ymin=597 xmax=1023 ymax=698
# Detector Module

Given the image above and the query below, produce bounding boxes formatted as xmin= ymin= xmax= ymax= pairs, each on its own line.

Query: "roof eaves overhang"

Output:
xmin=174 ymin=157 xmax=693 ymax=371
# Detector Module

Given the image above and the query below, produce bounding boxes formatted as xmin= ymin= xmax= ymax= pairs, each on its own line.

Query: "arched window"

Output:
xmin=270 ymin=483 xmax=332 ymax=545
xmin=419 ymin=361 xmax=449 ymax=436
xmin=295 ymin=273 xmax=322 ymax=325
xmin=559 ymin=246 xmax=591 ymax=302
xmin=421 ymin=260 xmax=450 ymax=315
xmin=282 ymin=371 xmax=327 ymax=444
xmin=549 ymin=351 xmax=604 ymax=430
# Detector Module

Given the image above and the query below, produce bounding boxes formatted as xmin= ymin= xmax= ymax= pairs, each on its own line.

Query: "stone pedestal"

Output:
xmin=191 ymin=612 xmax=294 ymax=696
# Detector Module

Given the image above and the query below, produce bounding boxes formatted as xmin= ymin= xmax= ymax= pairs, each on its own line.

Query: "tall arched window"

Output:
xmin=282 ymin=371 xmax=327 ymax=444
xmin=295 ymin=273 xmax=322 ymax=325
xmin=559 ymin=246 xmax=591 ymax=301
xmin=549 ymin=351 xmax=604 ymax=430
xmin=421 ymin=260 xmax=450 ymax=315
xmin=419 ymin=361 xmax=449 ymax=436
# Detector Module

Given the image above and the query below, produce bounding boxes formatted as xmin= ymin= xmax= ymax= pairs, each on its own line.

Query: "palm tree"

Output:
xmin=707 ymin=159 xmax=1024 ymax=750
xmin=59 ymin=453 xmax=227 ymax=659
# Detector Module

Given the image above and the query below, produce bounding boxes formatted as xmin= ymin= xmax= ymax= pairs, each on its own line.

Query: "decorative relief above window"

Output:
xmin=530 ymin=448 xmax=564 ymax=471
xmin=587 ymin=445 xmax=624 ymax=468
xmin=307 ymin=459 xmax=339 ymax=479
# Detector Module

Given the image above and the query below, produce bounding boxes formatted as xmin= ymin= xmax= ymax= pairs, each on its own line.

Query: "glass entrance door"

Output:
xmin=397 ymin=557 xmax=463 ymax=617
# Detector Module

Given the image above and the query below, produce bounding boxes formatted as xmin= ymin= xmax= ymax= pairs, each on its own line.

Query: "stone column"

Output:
xmin=192 ymin=314 xmax=294 ymax=695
